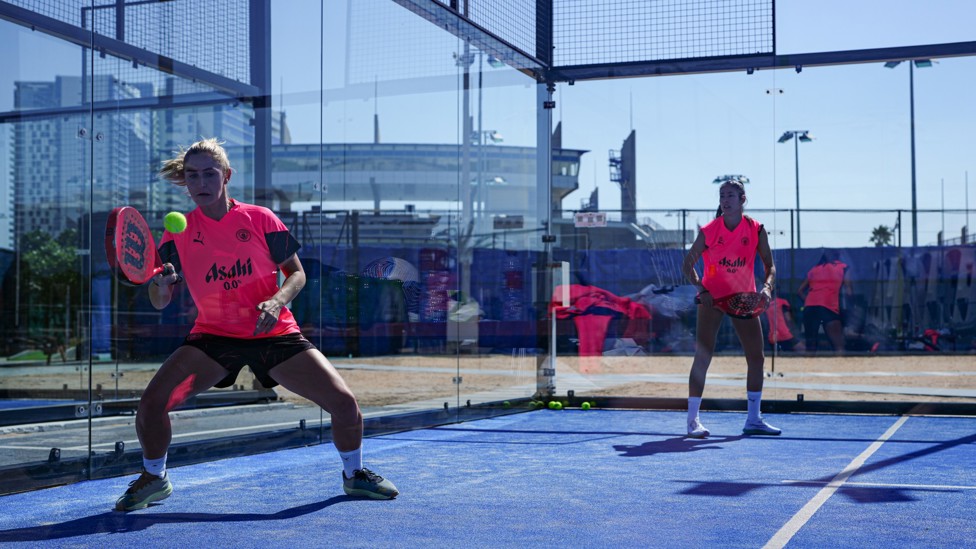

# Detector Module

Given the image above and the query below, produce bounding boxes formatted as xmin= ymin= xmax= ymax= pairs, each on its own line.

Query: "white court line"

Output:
xmin=783 ymin=480 xmax=976 ymax=491
xmin=763 ymin=415 xmax=909 ymax=549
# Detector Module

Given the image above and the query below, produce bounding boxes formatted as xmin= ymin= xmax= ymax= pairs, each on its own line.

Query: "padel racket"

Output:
xmin=105 ymin=206 xmax=170 ymax=286
xmin=696 ymin=291 xmax=770 ymax=319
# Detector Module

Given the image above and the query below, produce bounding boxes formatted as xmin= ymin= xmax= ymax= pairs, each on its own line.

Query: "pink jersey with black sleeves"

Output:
xmin=158 ymin=201 xmax=302 ymax=338
xmin=699 ymin=215 xmax=762 ymax=299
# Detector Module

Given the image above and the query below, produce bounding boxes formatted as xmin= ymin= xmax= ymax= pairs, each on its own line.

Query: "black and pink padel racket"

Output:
xmin=697 ymin=291 xmax=771 ymax=319
xmin=105 ymin=206 xmax=170 ymax=286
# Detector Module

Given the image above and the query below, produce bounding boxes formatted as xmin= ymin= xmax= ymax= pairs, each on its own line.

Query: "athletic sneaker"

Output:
xmin=342 ymin=468 xmax=399 ymax=500
xmin=115 ymin=469 xmax=173 ymax=511
xmin=742 ymin=417 xmax=782 ymax=436
xmin=687 ymin=418 xmax=710 ymax=439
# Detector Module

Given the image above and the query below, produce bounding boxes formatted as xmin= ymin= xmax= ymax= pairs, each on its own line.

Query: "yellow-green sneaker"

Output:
xmin=115 ymin=470 xmax=173 ymax=511
xmin=342 ymin=468 xmax=398 ymax=500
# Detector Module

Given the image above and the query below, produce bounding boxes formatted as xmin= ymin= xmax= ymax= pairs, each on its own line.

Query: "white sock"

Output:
xmin=143 ymin=454 xmax=167 ymax=477
xmin=338 ymin=448 xmax=363 ymax=478
xmin=747 ymin=391 xmax=762 ymax=421
xmin=688 ymin=397 xmax=702 ymax=425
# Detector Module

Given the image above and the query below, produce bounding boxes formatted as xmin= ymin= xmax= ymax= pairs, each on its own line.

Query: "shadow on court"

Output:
xmin=0 ymin=496 xmax=350 ymax=543
xmin=614 ymin=435 xmax=747 ymax=456
xmin=675 ymin=479 xmax=963 ymax=503
xmin=844 ymin=432 xmax=976 ymax=480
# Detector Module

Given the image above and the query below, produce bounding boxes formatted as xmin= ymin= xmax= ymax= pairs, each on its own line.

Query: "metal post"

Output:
xmin=250 ymin=0 xmax=272 ymax=208
xmin=477 ymin=54 xmax=483 ymax=219
xmin=909 ymin=62 xmax=918 ymax=248
xmin=794 ymin=137 xmax=801 ymax=249
xmin=536 ymin=82 xmax=556 ymax=398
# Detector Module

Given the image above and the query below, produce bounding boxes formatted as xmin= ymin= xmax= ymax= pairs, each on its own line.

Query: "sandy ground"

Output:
xmin=2 ymin=352 xmax=974 ymax=408
xmin=568 ymin=354 xmax=976 ymax=403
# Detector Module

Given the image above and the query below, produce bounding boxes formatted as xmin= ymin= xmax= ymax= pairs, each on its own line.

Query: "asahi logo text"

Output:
xmin=718 ymin=256 xmax=746 ymax=273
xmin=206 ymin=258 xmax=254 ymax=290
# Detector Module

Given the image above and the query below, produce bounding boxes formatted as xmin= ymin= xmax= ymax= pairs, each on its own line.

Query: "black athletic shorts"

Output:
xmin=181 ymin=333 xmax=316 ymax=389
xmin=804 ymin=305 xmax=842 ymax=326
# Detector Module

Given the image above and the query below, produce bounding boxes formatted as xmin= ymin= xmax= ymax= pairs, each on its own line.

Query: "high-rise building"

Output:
xmin=10 ymin=74 xmax=261 ymax=234
xmin=12 ymin=75 xmax=149 ymax=240
xmin=146 ymin=77 xmax=257 ymax=215
xmin=0 ymin=124 xmax=12 ymax=250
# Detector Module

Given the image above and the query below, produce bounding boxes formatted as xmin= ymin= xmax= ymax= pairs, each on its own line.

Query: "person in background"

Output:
xmin=765 ymin=293 xmax=805 ymax=352
xmin=798 ymin=249 xmax=853 ymax=353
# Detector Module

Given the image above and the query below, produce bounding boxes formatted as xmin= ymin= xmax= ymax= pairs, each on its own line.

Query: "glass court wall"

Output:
xmin=0 ymin=0 xmax=545 ymax=494
xmin=552 ymin=9 xmax=976 ymax=406
xmin=1 ymin=0 xmax=974 ymax=496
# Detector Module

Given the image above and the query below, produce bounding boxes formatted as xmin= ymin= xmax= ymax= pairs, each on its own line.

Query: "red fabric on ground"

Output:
xmin=552 ymin=284 xmax=651 ymax=355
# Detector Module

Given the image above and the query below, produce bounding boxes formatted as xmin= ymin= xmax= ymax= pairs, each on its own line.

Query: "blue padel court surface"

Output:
xmin=0 ymin=409 xmax=973 ymax=548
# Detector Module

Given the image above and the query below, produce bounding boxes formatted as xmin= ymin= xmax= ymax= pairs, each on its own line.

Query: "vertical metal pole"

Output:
xmin=909 ymin=62 xmax=918 ymax=248
xmin=897 ymin=211 xmax=903 ymax=248
xmin=794 ymin=137 xmax=801 ymax=249
xmin=460 ymin=41 xmax=472 ymax=301
xmin=477 ymin=54 xmax=483 ymax=219
xmin=536 ymin=82 xmax=555 ymax=398
xmin=250 ymin=0 xmax=272 ymax=208
xmin=681 ymin=209 xmax=687 ymax=249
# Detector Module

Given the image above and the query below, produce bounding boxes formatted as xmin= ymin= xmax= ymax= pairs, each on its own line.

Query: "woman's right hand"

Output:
xmin=152 ymin=263 xmax=180 ymax=288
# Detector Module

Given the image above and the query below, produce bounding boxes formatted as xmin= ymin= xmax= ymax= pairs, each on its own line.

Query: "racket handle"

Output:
xmin=148 ymin=264 xmax=175 ymax=284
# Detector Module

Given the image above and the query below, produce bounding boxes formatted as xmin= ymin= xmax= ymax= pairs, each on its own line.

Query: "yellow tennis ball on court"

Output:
xmin=581 ymin=402 xmax=591 ymax=410
xmin=164 ymin=211 xmax=187 ymax=233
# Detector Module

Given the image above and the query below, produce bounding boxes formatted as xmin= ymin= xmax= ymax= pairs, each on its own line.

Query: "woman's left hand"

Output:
xmin=254 ymin=298 xmax=282 ymax=335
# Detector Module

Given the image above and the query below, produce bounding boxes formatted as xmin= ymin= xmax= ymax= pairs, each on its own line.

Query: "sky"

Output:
xmin=267 ymin=0 xmax=976 ymax=248
xmin=3 ymin=0 xmax=976 ymax=248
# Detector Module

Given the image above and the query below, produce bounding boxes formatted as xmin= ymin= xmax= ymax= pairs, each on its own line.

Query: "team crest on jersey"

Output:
xmin=741 ymin=237 xmax=750 ymax=246
xmin=236 ymin=229 xmax=251 ymax=242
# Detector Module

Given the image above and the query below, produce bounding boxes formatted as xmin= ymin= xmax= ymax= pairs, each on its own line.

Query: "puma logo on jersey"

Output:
xmin=205 ymin=258 xmax=254 ymax=283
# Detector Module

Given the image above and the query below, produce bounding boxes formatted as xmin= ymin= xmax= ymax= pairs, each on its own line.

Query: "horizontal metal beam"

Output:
xmin=547 ymin=40 xmax=976 ymax=82
xmin=0 ymin=1 xmax=260 ymax=97
xmin=0 ymin=91 xmax=251 ymax=124
xmin=392 ymin=0 xmax=547 ymax=80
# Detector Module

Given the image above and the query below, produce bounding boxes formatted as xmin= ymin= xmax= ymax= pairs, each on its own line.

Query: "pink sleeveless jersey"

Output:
xmin=766 ymin=297 xmax=793 ymax=343
xmin=803 ymin=261 xmax=847 ymax=314
xmin=700 ymin=215 xmax=762 ymax=299
xmin=158 ymin=201 xmax=302 ymax=338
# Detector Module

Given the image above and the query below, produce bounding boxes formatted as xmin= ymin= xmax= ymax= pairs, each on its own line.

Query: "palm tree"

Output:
xmin=870 ymin=225 xmax=893 ymax=247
